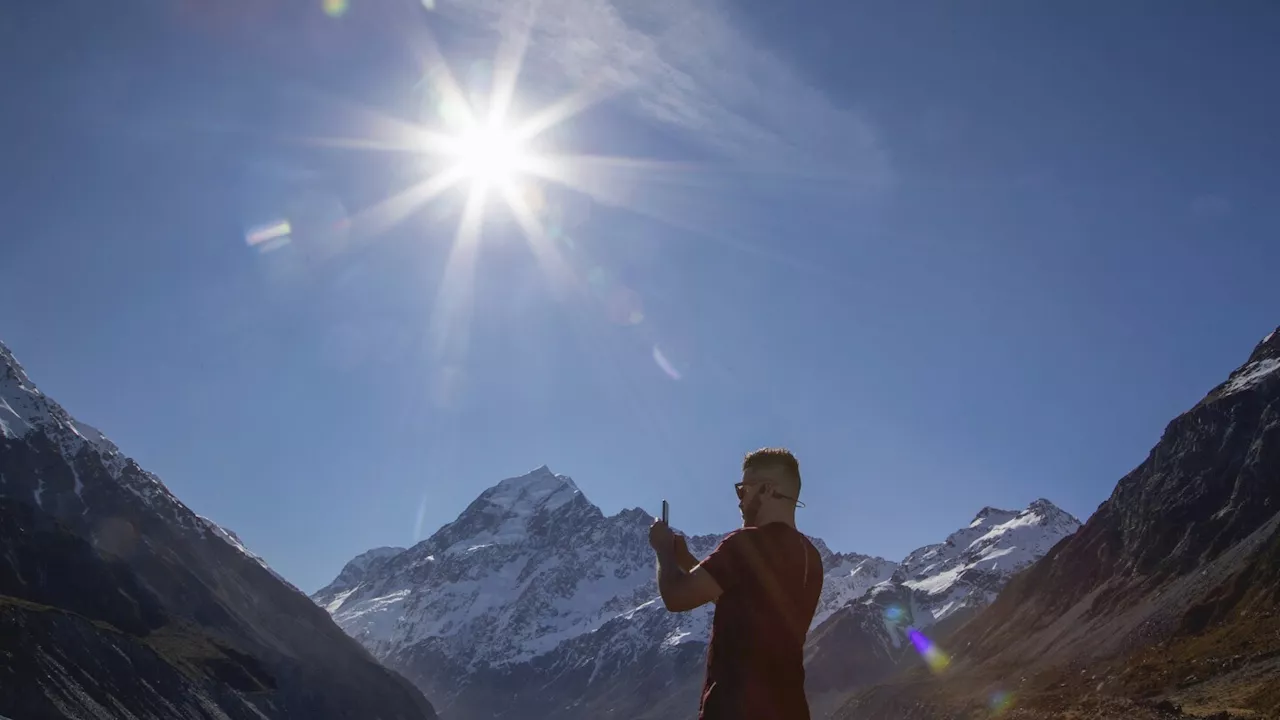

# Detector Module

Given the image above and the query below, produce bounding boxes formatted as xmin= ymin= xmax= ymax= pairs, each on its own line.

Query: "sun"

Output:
xmin=299 ymin=16 xmax=702 ymax=402
xmin=441 ymin=121 xmax=533 ymax=192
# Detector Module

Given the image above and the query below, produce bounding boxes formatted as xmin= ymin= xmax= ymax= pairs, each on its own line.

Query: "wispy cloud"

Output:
xmin=436 ymin=0 xmax=892 ymax=188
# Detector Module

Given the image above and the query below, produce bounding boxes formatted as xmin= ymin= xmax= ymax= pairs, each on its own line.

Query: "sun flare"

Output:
xmin=443 ymin=121 xmax=533 ymax=191
xmin=296 ymin=13 xmax=716 ymax=412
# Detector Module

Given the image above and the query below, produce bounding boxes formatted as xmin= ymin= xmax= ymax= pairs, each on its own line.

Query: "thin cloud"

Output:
xmin=435 ymin=0 xmax=892 ymax=189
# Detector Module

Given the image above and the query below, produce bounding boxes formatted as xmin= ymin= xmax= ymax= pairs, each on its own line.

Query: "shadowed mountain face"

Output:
xmin=0 ymin=498 xmax=275 ymax=720
xmin=316 ymin=467 xmax=1077 ymax=719
xmin=835 ymin=327 xmax=1280 ymax=720
xmin=0 ymin=341 xmax=438 ymax=720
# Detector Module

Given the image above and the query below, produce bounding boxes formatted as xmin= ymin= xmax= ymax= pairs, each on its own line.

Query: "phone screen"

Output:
xmin=661 ymin=499 xmax=669 ymax=524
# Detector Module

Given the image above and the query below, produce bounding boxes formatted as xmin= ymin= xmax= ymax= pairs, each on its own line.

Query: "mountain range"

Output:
xmin=313 ymin=466 xmax=1080 ymax=719
xmin=5 ymin=322 xmax=1275 ymax=720
xmin=0 ymin=342 xmax=438 ymax=720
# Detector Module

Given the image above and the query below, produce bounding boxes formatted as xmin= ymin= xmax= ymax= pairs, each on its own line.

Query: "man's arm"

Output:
xmin=656 ymin=543 xmax=723 ymax=613
xmin=674 ymin=534 xmax=698 ymax=573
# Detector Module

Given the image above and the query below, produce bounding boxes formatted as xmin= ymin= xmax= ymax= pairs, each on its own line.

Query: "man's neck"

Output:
xmin=749 ymin=509 xmax=797 ymax=529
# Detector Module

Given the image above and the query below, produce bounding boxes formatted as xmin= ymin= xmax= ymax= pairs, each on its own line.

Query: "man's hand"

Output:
xmin=673 ymin=534 xmax=698 ymax=573
xmin=651 ymin=522 xmax=697 ymax=571
xmin=649 ymin=518 xmax=675 ymax=555
xmin=651 ymin=522 xmax=723 ymax=612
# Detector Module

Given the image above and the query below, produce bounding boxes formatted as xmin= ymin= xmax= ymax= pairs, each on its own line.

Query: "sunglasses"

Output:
xmin=734 ymin=482 xmax=805 ymax=508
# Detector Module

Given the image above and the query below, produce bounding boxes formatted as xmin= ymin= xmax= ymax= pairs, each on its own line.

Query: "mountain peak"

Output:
xmin=1 ymin=340 xmax=128 ymax=479
xmin=618 ymin=506 xmax=655 ymax=524
xmin=1 ymin=341 xmax=41 ymax=440
xmin=1028 ymin=497 xmax=1076 ymax=521
xmin=418 ymin=466 xmax=591 ymax=558
xmin=1210 ymin=326 xmax=1280 ymax=400
xmin=1252 ymin=325 xmax=1280 ymax=359
xmin=970 ymin=498 xmax=1076 ymax=529
xmin=481 ymin=465 xmax=581 ymax=511
xmin=0 ymin=340 xmax=31 ymax=385
xmin=970 ymin=505 xmax=1019 ymax=526
xmin=353 ymin=545 xmax=406 ymax=564
xmin=315 ymin=545 xmax=407 ymax=600
xmin=902 ymin=498 xmax=1082 ymax=594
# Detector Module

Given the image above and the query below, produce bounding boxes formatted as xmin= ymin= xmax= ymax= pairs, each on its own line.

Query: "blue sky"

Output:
xmin=2 ymin=0 xmax=1278 ymax=593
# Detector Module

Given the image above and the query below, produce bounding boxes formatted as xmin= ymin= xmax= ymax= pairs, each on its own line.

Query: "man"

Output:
xmin=649 ymin=447 xmax=824 ymax=720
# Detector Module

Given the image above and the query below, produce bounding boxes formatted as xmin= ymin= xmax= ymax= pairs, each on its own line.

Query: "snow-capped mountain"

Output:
xmin=316 ymin=465 xmax=1077 ymax=720
xmin=0 ymin=341 xmax=437 ymax=719
xmin=315 ymin=467 xmax=706 ymax=666
xmin=1 ymin=342 xmax=283 ymax=580
xmin=812 ymin=550 xmax=899 ymax=628
xmin=804 ymin=498 xmax=1081 ymax=716
xmin=312 ymin=467 xmax=729 ymax=719
xmin=895 ymin=498 xmax=1082 ymax=627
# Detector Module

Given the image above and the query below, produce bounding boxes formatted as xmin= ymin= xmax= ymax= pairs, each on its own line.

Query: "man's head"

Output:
xmin=736 ymin=447 xmax=802 ymax=527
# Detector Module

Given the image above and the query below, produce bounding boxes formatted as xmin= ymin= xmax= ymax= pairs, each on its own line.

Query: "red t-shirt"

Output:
xmin=697 ymin=522 xmax=824 ymax=720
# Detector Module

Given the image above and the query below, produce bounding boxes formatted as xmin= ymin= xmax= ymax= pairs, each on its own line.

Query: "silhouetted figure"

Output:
xmin=650 ymin=447 xmax=823 ymax=720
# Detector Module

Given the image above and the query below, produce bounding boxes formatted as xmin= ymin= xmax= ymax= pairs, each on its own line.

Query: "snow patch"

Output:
xmin=904 ymin=565 xmax=965 ymax=595
xmin=0 ymin=394 xmax=32 ymax=438
xmin=1222 ymin=358 xmax=1280 ymax=396
xmin=325 ymin=587 xmax=359 ymax=614
xmin=811 ymin=555 xmax=898 ymax=628
xmin=336 ymin=589 xmax=413 ymax=651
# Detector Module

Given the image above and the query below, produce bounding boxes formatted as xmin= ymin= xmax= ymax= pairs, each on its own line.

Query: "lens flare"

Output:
xmin=907 ymin=628 xmax=951 ymax=674
xmin=520 ymin=182 xmax=546 ymax=216
xmin=413 ymin=494 xmax=429 ymax=542
xmin=989 ymin=690 xmax=1015 ymax=716
xmin=653 ymin=345 xmax=682 ymax=380
xmin=245 ymin=219 xmax=292 ymax=253
xmin=606 ymin=286 xmax=644 ymax=326
xmin=322 ymin=0 xmax=348 ymax=17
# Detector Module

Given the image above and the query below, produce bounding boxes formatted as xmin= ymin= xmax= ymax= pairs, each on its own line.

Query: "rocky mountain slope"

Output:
xmin=834 ymin=326 xmax=1280 ymax=720
xmin=0 ymin=341 xmax=437 ymax=720
xmin=804 ymin=499 xmax=1081 ymax=717
xmin=316 ymin=468 xmax=1078 ymax=719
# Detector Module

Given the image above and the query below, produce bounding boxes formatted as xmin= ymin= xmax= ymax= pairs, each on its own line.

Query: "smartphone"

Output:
xmin=661 ymin=499 xmax=669 ymax=525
